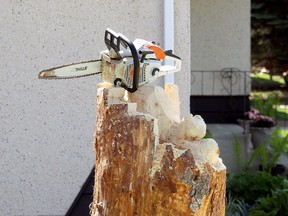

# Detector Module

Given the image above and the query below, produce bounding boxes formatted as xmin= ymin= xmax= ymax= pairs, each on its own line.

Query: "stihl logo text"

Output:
xmin=75 ymin=66 xmax=87 ymax=71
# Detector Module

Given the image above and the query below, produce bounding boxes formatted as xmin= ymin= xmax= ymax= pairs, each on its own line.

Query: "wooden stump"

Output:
xmin=90 ymin=84 xmax=226 ymax=216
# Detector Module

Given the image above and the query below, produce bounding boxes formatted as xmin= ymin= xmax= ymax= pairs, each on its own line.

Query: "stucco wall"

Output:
xmin=175 ymin=0 xmax=191 ymax=112
xmin=190 ymin=0 xmax=251 ymax=95
xmin=0 ymin=1 xmax=190 ymax=215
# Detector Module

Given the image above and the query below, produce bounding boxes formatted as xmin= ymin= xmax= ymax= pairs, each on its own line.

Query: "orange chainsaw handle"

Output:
xmin=144 ymin=42 xmax=166 ymax=60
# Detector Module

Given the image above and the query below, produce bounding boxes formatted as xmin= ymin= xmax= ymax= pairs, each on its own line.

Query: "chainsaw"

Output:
xmin=38 ymin=28 xmax=181 ymax=93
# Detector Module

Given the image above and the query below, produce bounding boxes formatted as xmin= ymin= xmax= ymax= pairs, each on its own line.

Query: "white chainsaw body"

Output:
xmin=38 ymin=28 xmax=181 ymax=93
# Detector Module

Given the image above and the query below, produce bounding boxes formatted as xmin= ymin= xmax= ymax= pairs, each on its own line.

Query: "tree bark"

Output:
xmin=90 ymin=84 xmax=226 ymax=216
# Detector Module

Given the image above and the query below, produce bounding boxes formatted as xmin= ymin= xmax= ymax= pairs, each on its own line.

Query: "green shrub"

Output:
xmin=251 ymin=92 xmax=279 ymax=119
xmin=249 ymin=189 xmax=288 ymax=216
xmin=226 ymin=172 xmax=288 ymax=205
xmin=228 ymin=117 xmax=288 ymax=215
xmin=226 ymin=192 xmax=249 ymax=216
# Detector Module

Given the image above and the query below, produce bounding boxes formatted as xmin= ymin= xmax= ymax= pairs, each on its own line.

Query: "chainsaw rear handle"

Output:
xmin=104 ymin=28 xmax=140 ymax=92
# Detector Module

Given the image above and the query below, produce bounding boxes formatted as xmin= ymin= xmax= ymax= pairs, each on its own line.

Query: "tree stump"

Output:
xmin=90 ymin=84 xmax=226 ymax=216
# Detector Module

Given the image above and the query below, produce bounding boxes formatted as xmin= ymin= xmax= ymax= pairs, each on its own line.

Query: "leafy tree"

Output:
xmin=251 ymin=0 xmax=288 ymax=75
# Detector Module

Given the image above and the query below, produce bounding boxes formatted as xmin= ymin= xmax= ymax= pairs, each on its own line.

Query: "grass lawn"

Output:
xmin=277 ymin=106 xmax=288 ymax=120
xmin=251 ymin=72 xmax=287 ymax=91
xmin=280 ymin=128 xmax=288 ymax=136
xmin=251 ymin=72 xmax=286 ymax=85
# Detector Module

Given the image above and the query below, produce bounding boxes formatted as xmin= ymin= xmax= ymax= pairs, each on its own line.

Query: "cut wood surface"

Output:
xmin=90 ymin=84 xmax=226 ymax=216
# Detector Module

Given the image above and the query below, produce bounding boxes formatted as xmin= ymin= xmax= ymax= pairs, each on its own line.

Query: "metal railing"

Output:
xmin=190 ymin=68 xmax=288 ymax=129
xmin=190 ymin=68 xmax=251 ymax=96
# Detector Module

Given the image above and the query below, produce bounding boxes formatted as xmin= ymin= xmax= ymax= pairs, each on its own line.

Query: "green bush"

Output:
xmin=226 ymin=192 xmax=249 ymax=216
xmin=227 ymin=131 xmax=288 ymax=215
xmin=251 ymin=92 xmax=279 ymax=119
xmin=227 ymin=172 xmax=288 ymax=205
xmin=249 ymin=189 xmax=288 ymax=216
xmin=226 ymin=172 xmax=288 ymax=215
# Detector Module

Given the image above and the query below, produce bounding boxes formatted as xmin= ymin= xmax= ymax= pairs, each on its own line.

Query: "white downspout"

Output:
xmin=164 ymin=0 xmax=175 ymax=84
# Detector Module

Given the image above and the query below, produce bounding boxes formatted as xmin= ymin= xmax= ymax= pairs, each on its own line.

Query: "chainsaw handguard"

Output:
xmin=104 ymin=28 xmax=140 ymax=92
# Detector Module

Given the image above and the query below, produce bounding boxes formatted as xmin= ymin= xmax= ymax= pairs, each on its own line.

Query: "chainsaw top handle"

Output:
xmin=104 ymin=28 xmax=140 ymax=93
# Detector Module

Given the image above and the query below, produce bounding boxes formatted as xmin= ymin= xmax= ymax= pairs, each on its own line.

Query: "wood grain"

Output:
xmin=90 ymin=85 xmax=226 ymax=216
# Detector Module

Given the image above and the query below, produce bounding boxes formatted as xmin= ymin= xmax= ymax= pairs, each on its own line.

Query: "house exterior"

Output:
xmin=0 ymin=0 xmax=249 ymax=215
xmin=190 ymin=0 xmax=251 ymax=123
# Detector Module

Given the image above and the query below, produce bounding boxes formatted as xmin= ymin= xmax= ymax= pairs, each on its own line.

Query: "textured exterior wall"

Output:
xmin=175 ymin=0 xmax=191 ymax=114
xmin=0 ymin=1 xmax=190 ymax=215
xmin=190 ymin=0 xmax=251 ymax=95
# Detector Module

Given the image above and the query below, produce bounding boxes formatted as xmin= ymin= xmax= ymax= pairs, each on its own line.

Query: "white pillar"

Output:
xmin=164 ymin=0 xmax=175 ymax=84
